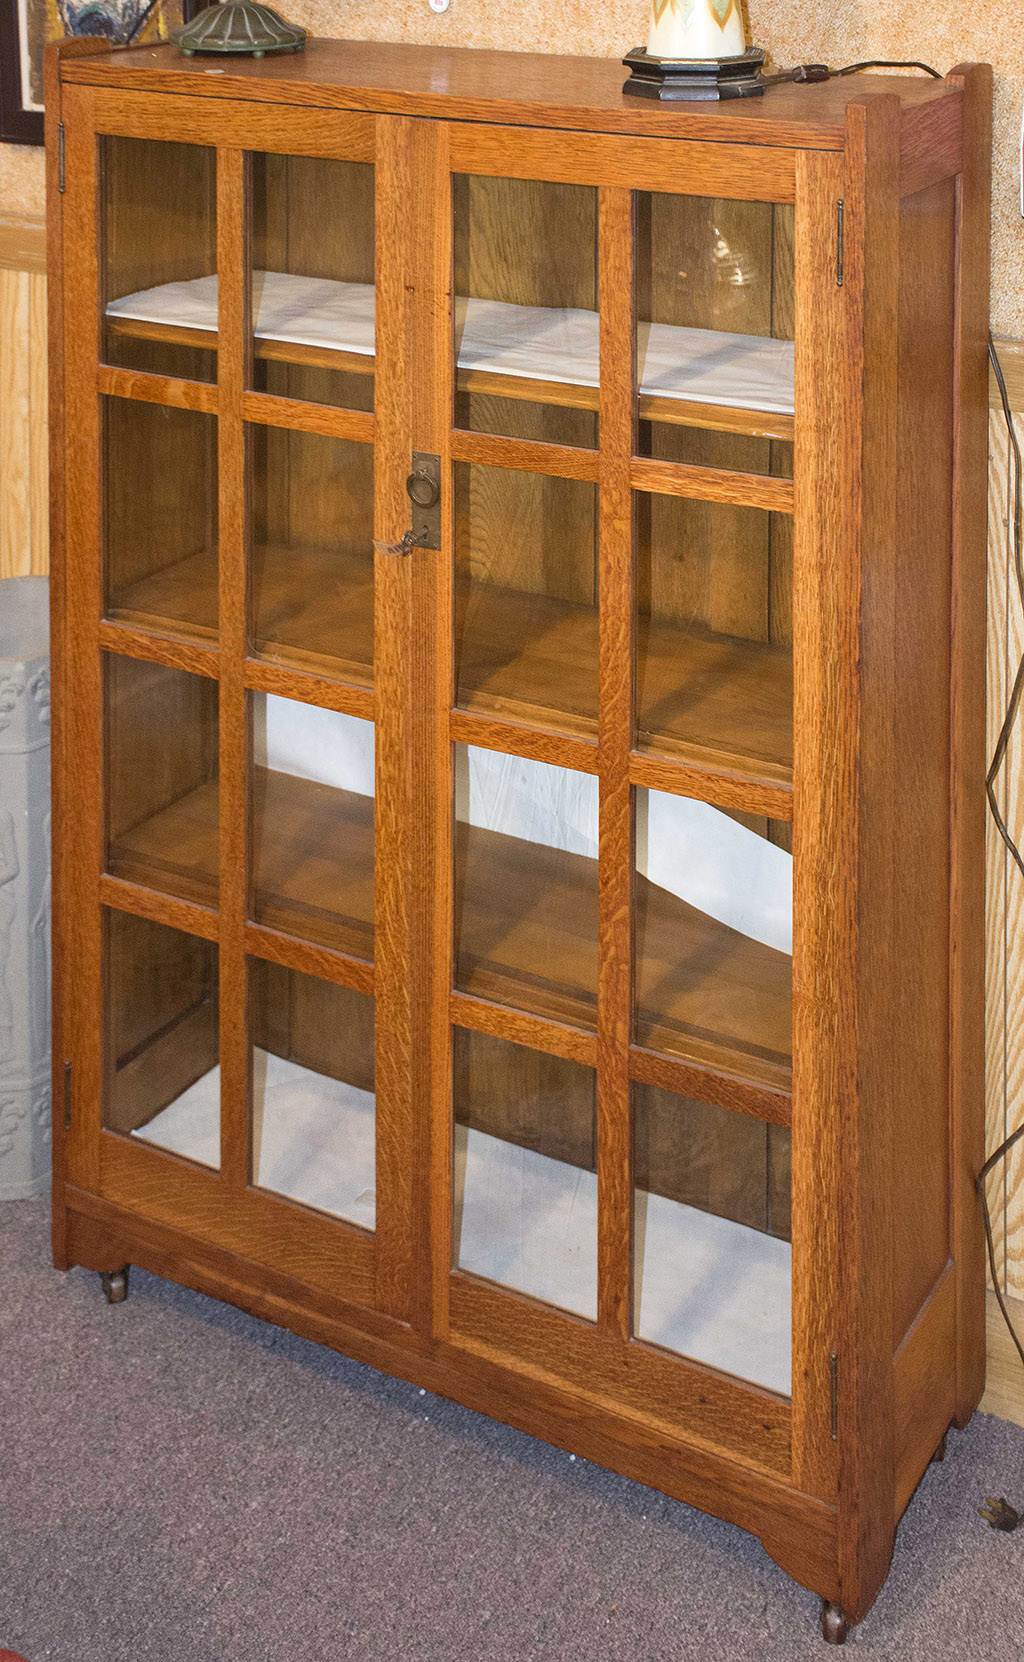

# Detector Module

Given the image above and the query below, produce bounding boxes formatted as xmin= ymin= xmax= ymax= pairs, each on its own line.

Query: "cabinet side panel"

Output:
xmin=946 ymin=64 xmax=992 ymax=1426
xmin=890 ymin=177 xmax=956 ymax=1349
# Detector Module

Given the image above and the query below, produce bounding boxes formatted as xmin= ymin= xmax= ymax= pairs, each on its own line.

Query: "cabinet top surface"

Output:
xmin=60 ymin=37 xmax=961 ymax=150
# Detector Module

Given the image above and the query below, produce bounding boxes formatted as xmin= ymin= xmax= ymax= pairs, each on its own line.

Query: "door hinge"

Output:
xmin=63 ymin=1059 xmax=71 ymax=1132
xmin=58 ymin=122 xmax=66 ymax=194
xmin=835 ymin=199 xmax=844 ymax=287
xmin=829 ymin=1350 xmax=839 ymax=1440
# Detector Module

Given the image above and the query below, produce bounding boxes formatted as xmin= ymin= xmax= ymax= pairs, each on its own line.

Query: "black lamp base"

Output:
xmin=622 ymin=45 xmax=766 ymax=101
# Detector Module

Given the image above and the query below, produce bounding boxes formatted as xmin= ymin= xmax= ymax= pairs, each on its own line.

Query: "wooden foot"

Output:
xmin=821 ymin=1601 xmax=848 ymax=1645
xmin=100 ymin=1267 xmax=130 ymax=1304
xmin=930 ymin=1431 xmax=948 ymax=1464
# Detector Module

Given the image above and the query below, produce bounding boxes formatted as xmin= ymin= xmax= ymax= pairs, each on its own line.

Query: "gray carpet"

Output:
xmin=2 ymin=1197 xmax=1023 ymax=1661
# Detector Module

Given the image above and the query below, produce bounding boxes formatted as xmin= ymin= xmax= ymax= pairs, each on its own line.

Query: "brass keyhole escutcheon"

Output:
xmin=406 ymin=469 xmax=440 ymax=509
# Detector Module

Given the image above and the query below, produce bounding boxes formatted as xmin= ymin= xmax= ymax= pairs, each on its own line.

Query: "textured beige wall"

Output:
xmin=0 ymin=0 xmax=1020 ymax=330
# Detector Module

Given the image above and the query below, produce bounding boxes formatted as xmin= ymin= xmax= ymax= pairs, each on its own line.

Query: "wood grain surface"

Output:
xmin=34 ymin=44 xmax=1012 ymax=1629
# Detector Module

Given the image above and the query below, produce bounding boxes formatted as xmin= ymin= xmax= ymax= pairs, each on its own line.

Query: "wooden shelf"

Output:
xmin=252 ymin=767 xmax=375 ymax=959
xmin=457 ymin=367 xmax=794 ymax=442
xmin=108 ymin=777 xmax=220 ymax=909
xmin=457 ymin=822 xmax=791 ymax=1094
xmin=458 ymin=580 xmax=792 ymax=786
xmin=106 ymin=314 xmax=375 ymax=380
xmin=106 ymin=544 xmax=375 ymax=688
xmin=107 ymin=769 xmax=376 ymax=960
xmin=107 ymin=549 xmax=219 ymax=644
xmin=110 ymin=767 xmax=788 ymax=1092
xmin=108 ymin=554 xmax=791 ymax=790
xmin=252 ymin=545 xmax=374 ymax=686
xmin=105 ymin=311 xmax=793 ymax=442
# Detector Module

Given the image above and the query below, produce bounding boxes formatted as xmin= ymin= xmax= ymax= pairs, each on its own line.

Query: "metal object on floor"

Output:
xmin=821 ymin=1601 xmax=848 ymax=1645
xmin=100 ymin=1267 xmax=131 ymax=1304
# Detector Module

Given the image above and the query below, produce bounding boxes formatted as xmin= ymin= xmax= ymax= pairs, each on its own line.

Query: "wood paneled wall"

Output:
xmin=2 ymin=206 xmax=1023 ymax=1412
xmin=985 ymin=341 xmax=1024 ymax=1305
xmin=0 ymin=215 xmax=48 ymax=578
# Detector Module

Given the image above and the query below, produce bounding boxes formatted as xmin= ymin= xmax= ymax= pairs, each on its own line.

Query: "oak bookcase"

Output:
xmin=45 ymin=36 xmax=991 ymax=1642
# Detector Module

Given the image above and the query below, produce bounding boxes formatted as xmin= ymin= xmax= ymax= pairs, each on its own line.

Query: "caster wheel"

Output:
xmin=931 ymin=1431 xmax=948 ymax=1464
xmin=100 ymin=1267 xmax=130 ymax=1304
xmin=821 ymin=1601 xmax=848 ymax=1645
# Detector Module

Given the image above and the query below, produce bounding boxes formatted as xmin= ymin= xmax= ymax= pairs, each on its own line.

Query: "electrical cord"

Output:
xmin=762 ymin=58 xmax=942 ymax=88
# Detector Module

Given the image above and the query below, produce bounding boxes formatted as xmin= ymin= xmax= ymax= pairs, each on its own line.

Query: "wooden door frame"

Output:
xmin=425 ymin=119 xmax=813 ymax=1480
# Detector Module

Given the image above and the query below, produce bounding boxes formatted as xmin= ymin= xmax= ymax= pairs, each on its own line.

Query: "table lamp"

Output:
xmin=623 ymin=0 xmax=767 ymax=100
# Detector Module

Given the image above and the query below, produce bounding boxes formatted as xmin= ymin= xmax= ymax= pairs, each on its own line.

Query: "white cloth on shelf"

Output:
xmin=135 ymin=1051 xmax=791 ymax=1396
xmin=106 ymin=270 xmax=795 ymax=416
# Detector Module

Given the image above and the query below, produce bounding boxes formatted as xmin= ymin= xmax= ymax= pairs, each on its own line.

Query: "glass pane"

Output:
xmin=101 ymin=136 xmax=217 ymax=383
xmin=250 ymin=154 xmax=375 ymax=409
xmin=453 ymin=1027 xmax=597 ymax=1318
xmin=104 ymin=397 xmax=218 ymax=641
xmin=249 ymin=425 xmax=373 ymax=683
xmin=251 ymin=693 xmax=374 ymax=957
xmin=454 ymin=745 xmax=598 ymax=1028
xmin=249 ymin=959 xmax=375 ymax=1228
xmin=104 ymin=908 xmax=219 ymax=1170
xmin=633 ymin=1082 xmax=791 ymax=1394
xmin=453 ymin=175 xmax=598 ymax=446
xmin=455 ymin=464 xmax=597 ymax=735
xmin=636 ymin=491 xmax=792 ymax=777
xmin=105 ymin=655 xmax=218 ymax=907
xmin=634 ymin=194 xmax=794 ymax=473
xmin=633 ymin=791 xmax=792 ymax=1088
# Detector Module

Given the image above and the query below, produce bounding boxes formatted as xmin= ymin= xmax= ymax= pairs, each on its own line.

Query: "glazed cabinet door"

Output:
xmin=421 ymin=123 xmax=842 ymax=1497
xmin=58 ymin=85 xmax=417 ymax=1321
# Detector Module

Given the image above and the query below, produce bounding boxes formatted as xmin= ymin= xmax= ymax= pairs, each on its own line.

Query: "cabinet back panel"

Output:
xmin=101 ymin=134 xmax=216 ymax=301
xmin=250 ymin=957 xmax=376 ymax=1092
xmin=104 ymin=908 xmax=218 ymax=1135
xmin=104 ymin=398 xmax=217 ymax=595
xmin=454 ymin=462 xmax=597 ymax=605
xmin=453 ymin=175 xmax=597 ymax=312
xmin=253 ymin=154 xmax=375 ymax=288
xmin=104 ymin=656 xmax=218 ymax=845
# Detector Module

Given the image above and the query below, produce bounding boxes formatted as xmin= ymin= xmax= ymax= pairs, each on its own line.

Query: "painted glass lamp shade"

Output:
xmin=647 ymin=0 xmax=748 ymax=61
xmin=622 ymin=0 xmax=766 ymax=100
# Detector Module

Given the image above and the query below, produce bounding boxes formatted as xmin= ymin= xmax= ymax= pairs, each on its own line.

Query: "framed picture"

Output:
xmin=0 ymin=0 xmax=200 ymax=144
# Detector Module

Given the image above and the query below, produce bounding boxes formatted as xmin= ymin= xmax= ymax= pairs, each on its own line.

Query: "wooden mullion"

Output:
xmin=450 ymin=428 xmax=599 ymax=482
xmin=241 ymin=389 xmax=374 ymax=444
xmin=449 ymin=709 xmax=598 ymax=775
xmin=96 ymin=362 xmax=218 ymax=413
xmin=243 ymin=657 xmax=373 ymax=721
xmin=98 ymin=621 xmax=219 ymax=679
xmin=628 ymin=1045 xmax=792 ymax=1128
xmin=99 ymin=874 xmax=220 ymax=942
xmin=596 ymin=185 xmax=635 ymax=1343
xmin=371 ymin=114 xmax=454 ymax=1328
xmin=216 ymin=147 xmax=251 ymax=1192
xmin=449 ymin=990 xmax=598 ymax=1068
xmin=422 ymin=123 xmax=456 ymax=1342
xmin=629 ymin=455 xmax=794 ymax=514
xmin=628 ymin=750 xmax=793 ymax=821
xmin=243 ymin=921 xmax=374 ymax=995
